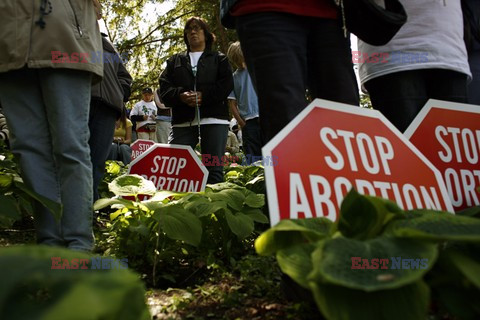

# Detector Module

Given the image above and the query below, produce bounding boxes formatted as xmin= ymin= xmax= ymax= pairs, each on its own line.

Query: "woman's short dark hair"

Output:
xmin=183 ymin=17 xmax=216 ymax=52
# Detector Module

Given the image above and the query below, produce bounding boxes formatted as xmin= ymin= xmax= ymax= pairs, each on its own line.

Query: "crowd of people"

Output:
xmin=0 ymin=0 xmax=479 ymax=251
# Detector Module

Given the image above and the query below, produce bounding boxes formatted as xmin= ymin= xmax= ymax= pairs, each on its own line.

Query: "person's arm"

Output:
xmin=228 ymin=98 xmax=246 ymax=128
xmin=159 ymin=55 xmax=189 ymax=108
xmin=123 ymin=122 xmax=132 ymax=145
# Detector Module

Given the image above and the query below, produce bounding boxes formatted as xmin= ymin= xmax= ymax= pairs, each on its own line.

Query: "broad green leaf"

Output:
xmin=155 ymin=205 xmax=202 ymax=246
xmin=14 ymin=181 xmax=62 ymax=221
xmin=206 ymin=182 xmax=243 ymax=192
xmin=244 ymin=193 xmax=265 ymax=208
xmin=225 ymin=211 xmax=254 ymax=239
xmin=443 ymin=248 xmax=480 ymax=288
xmin=456 ymin=205 xmax=480 ymax=218
xmin=0 ymin=174 xmax=13 ymax=187
xmin=276 ymin=243 xmax=316 ymax=289
xmin=149 ymin=190 xmax=187 ymax=202
xmin=385 ymin=210 xmax=480 ymax=242
xmin=433 ymin=285 xmax=480 ymax=319
xmin=243 ymin=208 xmax=269 ymax=224
xmin=309 ymin=280 xmax=429 ymax=320
xmin=207 ymin=189 xmax=245 ymax=211
xmin=338 ymin=189 xmax=389 ymax=240
xmin=93 ymin=198 xmax=135 ymax=211
xmin=309 ymin=237 xmax=437 ymax=291
xmin=108 ymin=174 xmax=156 ymax=197
xmin=0 ymin=245 xmax=150 ymax=320
xmin=255 ymin=218 xmax=333 ymax=256
xmin=0 ymin=194 xmax=20 ymax=221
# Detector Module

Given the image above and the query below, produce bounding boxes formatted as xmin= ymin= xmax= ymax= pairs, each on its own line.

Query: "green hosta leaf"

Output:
xmin=14 ymin=181 xmax=62 ymax=221
xmin=0 ymin=194 xmax=20 ymax=221
xmin=309 ymin=237 xmax=437 ymax=291
xmin=276 ymin=243 xmax=316 ymax=289
xmin=0 ymin=174 xmax=13 ymax=188
xmin=128 ymin=223 xmax=150 ymax=237
xmin=244 ymin=193 xmax=265 ymax=208
xmin=385 ymin=210 xmax=480 ymax=242
xmin=0 ymin=245 xmax=150 ymax=320
xmin=338 ymin=189 xmax=394 ymax=240
xmin=309 ymin=280 xmax=429 ymax=320
xmin=93 ymin=198 xmax=135 ymax=211
xmin=207 ymin=189 xmax=245 ymax=211
xmin=434 ymin=285 xmax=480 ymax=319
xmin=443 ymin=248 xmax=480 ymax=288
xmin=225 ymin=211 xmax=254 ymax=239
xmin=108 ymin=174 xmax=156 ymax=197
xmin=456 ymin=206 xmax=480 ymax=218
xmin=206 ymin=182 xmax=243 ymax=192
xmin=154 ymin=204 xmax=202 ymax=246
xmin=243 ymin=208 xmax=269 ymax=224
xmin=255 ymin=218 xmax=333 ymax=256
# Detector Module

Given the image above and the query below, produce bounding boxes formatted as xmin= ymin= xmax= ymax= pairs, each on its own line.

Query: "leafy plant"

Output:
xmin=0 ymin=142 xmax=61 ymax=228
xmin=255 ymin=189 xmax=480 ymax=320
xmin=0 ymin=245 xmax=150 ymax=320
xmin=224 ymin=164 xmax=265 ymax=195
xmin=94 ymin=174 xmax=269 ymax=286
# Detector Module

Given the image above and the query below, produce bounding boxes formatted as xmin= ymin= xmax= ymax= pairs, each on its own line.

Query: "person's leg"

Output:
xmin=156 ymin=120 xmax=171 ymax=144
xmin=88 ymin=100 xmax=118 ymax=201
xmin=427 ymin=69 xmax=468 ymax=104
xmin=242 ymin=118 xmax=263 ymax=163
xmin=200 ymin=124 xmax=228 ymax=184
xmin=41 ymin=69 xmax=94 ymax=251
xmin=169 ymin=126 xmax=198 ymax=150
xmin=364 ymin=70 xmax=428 ymax=132
xmin=0 ymin=68 xmax=64 ymax=246
xmin=307 ymin=18 xmax=359 ymax=105
xmin=118 ymin=144 xmax=132 ymax=165
xmin=108 ymin=143 xmax=120 ymax=161
xmin=236 ymin=12 xmax=308 ymax=143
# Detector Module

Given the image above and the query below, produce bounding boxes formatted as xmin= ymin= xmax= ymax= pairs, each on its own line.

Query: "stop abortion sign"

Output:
xmin=262 ymin=99 xmax=453 ymax=226
xmin=405 ymin=99 xmax=480 ymax=211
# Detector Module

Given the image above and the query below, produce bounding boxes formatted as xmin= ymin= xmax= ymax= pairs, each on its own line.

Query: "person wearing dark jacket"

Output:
xmin=160 ymin=17 xmax=233 ymax=184
xmin=89 ymin=1 xmax=132 ymax=200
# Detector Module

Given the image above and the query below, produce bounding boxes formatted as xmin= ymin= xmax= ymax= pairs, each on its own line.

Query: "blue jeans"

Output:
xmin=108 ymin=143 xmax=132 ymax=165
xmin=236 ymin=12 xmax=359 ymax=142
xmin=170 ymin=124 xmax=228 ymax=184
xmin=0 ymin=68 xmax=94 ymax=251
xmin=89 ymin=100 xmax=118 ymax=201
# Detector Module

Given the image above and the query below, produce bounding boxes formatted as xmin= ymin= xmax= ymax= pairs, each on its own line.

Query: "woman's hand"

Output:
xmin=180 ymin=91 xmax=202 ymax=107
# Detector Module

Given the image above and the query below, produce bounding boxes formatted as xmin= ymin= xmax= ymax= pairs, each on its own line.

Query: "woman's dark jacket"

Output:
xmin=159 ymin=50 xmax=233 ymax=125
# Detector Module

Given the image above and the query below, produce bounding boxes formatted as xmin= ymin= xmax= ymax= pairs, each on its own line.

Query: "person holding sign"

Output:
xmin=160 ymin=17 xmax=233 ymax=184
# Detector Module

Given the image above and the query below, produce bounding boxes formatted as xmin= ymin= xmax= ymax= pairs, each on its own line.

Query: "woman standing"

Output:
xmin=160 ymin=17 xmax=233 ymax=184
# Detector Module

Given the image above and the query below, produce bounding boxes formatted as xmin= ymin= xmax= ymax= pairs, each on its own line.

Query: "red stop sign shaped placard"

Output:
xmin=128 ymin=144 xmax=208 ymax=192
xmin=131 ymin=139 xmax=155 ymax=161
xmin=263 ymin=99 xmax=453 ymax=226
xmin=405 ymin=99 xmax=480 ymax=212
